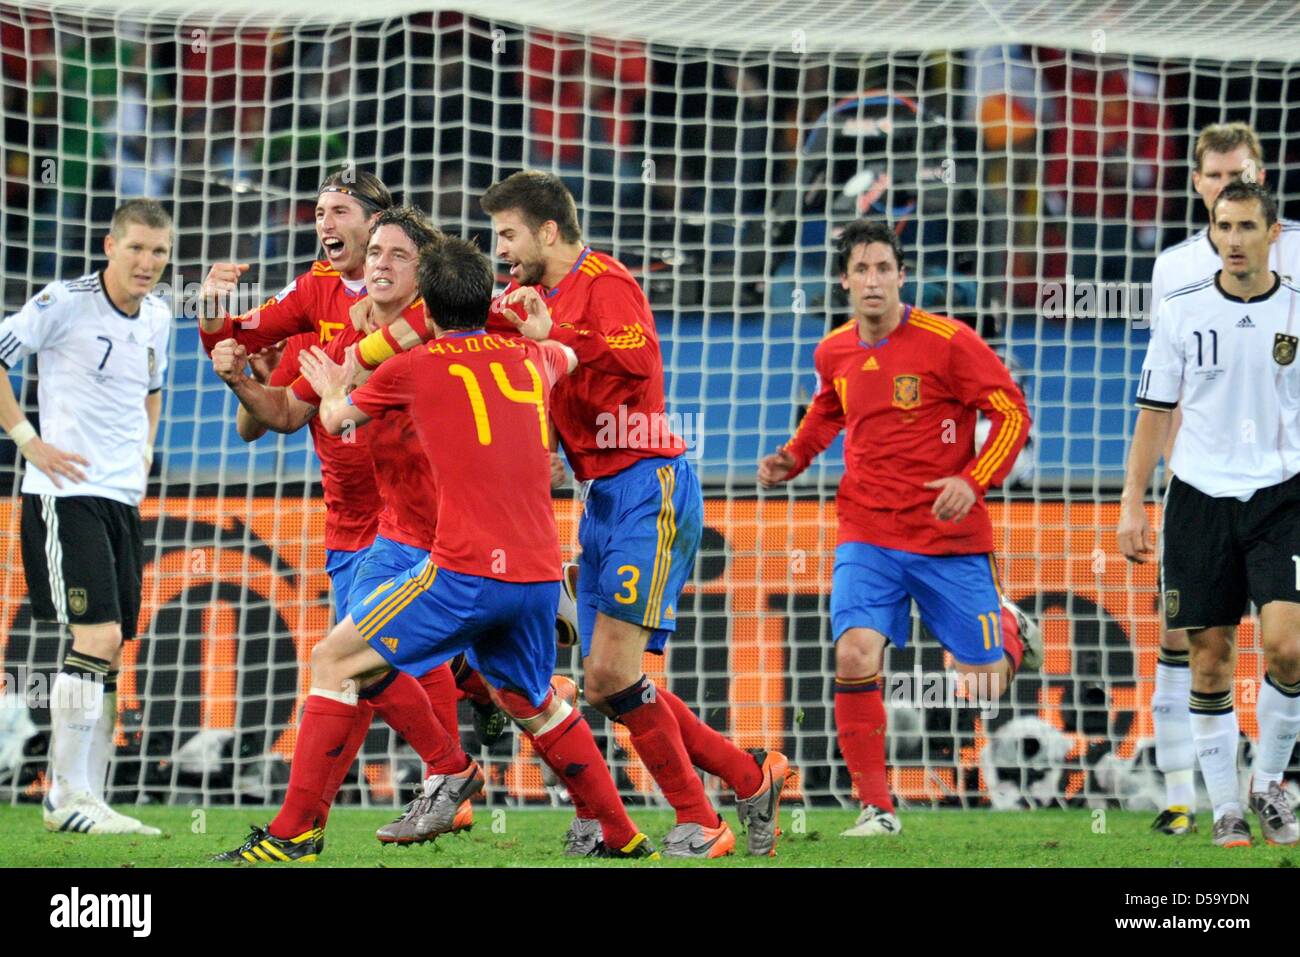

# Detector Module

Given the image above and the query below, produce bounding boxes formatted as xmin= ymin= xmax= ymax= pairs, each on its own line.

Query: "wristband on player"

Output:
xmin=6 ymin=420 xmax=37 ymax=448
xmin=143 ymin=444 xmax=154 ymax=469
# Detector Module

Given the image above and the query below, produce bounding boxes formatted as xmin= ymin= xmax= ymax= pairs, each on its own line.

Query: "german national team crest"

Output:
xmin=892 ymin=374 xmax=922 ymax=410
xmin=68 ymin=587 xmax=88 ymax=616
xmin=1164 ymin=589 xmax=1180 ymax=620
xmin=1274 ymin=333 xmax=1297 ymax=366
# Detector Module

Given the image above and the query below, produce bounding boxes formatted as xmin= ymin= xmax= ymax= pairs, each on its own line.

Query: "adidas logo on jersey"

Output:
xmin=862 ymin=356 xmax=879 ymax=371
xmin=1237 ymin=316 xmax=1255 ymax=328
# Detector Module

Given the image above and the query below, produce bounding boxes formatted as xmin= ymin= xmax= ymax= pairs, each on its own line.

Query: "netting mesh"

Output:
xmin=1 ymin=3 xmax=1296 ymax=809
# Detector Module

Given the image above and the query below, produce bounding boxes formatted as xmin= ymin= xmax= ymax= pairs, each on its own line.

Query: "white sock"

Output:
xmin=1189 ymin=694 xmax=1242 ymax=822
xmin=48 ymin=671 xmax=106 ymax=807
xmin=1153 ymin=659 xmax=1195 ymax=807
xmin=1251 ymin=673 xmax=1300 ymax=792
xmin=87 ymin=688 xmax=118 ymax=804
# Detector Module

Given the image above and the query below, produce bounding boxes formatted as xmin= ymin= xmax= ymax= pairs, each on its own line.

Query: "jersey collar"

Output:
xmin=857 ymin=303 xmax=910 ymax=349
xmin=99 ymin=270 xmax=140 ymax=320
xmin=1215 ymin=270 xmax=1281 ymax=303
xmin=543 ymin=247 xmax=593 ymax=300
xmin=444 ymin=329 xmax=488 ymax=339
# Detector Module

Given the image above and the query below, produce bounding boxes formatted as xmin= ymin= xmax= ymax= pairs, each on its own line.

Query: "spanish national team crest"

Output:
xmin=1164 ymin=589 xmax=1180 ymax=620
xmin=68 ymin=587 xmax=88 ymax=616
xmin=1274 ymin=333 xmax=1297 ymax=366
xmin=892 ymin=374 xmax=922 ymax=410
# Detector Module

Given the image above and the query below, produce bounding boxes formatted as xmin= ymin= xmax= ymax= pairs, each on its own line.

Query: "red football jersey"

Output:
xmin=486 ymin=247 xmax=685 ymax=481
xmin=270 ymin=334 xmax=379 ymax=553
xmin=200 ymin=261 xmax=362 ymax=356
xmin=783 ymin=306 xmax=1030 ymax=556
xmin=290 ymin=308 xmax=438 ymax=552
xmin=349 ymin=331 xmax=569 ymax=582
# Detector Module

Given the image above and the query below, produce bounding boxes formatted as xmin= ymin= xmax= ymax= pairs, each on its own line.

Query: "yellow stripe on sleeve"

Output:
xmin=972 ymin=389 xmax=1023 ymax=485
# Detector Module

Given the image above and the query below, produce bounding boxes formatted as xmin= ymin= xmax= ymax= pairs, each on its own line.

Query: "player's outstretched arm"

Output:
xmin=1118 ymin=408 xmax=1173 ymax=563
xmin=764 ymin=357 xmax=846 ymax=486
xmin=0 ymin=367 xmax=88 ymax=488
xmin=211 ymin=338 xmax=314 ymax=434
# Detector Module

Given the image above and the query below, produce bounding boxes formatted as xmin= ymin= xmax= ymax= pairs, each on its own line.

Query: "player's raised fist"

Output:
xmin=211 ymin=338 xmax=249 ymax=384
xmin=758 ymin=448 xmax=796 ymax=487
xmin=500 ymin=286 xmax=553 ymax=340
xmin=199 ymin=262 xmax=251 ymax=318
xmin=1117 ymin=502 xmax=1155 ymax=563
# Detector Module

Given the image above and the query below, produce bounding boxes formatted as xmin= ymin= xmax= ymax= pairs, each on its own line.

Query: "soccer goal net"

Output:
xmin=2 ymin=0 xmax=1298 ymax=811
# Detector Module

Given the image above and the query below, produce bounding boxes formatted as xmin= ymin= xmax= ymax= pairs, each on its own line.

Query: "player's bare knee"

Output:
xmin=309 ymin=637 xmax=349 ymax=683
xmin=582 ymin=660 xmax=637 ymax=709
xmin=1189 ymin=627 xmax=1235 ymax=685
xmin=1263 ymin=637 xmax=1300 ymax=684
xmin=835 ymin=629 xmax=885 ymax=678
xmin=1160 ymin=628 xmax=1191 ymax=653
xmin=70 ymin=622 xmax=123 ymax=661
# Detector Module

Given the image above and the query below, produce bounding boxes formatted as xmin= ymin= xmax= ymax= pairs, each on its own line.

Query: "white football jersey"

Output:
xmin=1150 ymin=218 xmax=1300 ymax=315
xmin=0 ymin=272 xmax=171 ymax=506
xmin=1138 ymin=273 xmax=1300 ymax=498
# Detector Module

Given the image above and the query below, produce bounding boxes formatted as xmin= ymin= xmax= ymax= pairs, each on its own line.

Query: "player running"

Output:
xmin=1145 ymin=122 xmax=1300 ymax=838
xmin=475 ymin=170 xmax=790 ymax=858
xmin=759 ymin=220 xmax=1041 ymax=837
xmin=210 ymin=208 xmax=475 ymax=853
xmin=0 ymin=199 xmax=172 ymax=837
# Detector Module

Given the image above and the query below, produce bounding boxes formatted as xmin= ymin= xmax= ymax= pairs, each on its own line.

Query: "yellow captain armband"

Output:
xmin=357 ymin=325 xmax=402 ymax=370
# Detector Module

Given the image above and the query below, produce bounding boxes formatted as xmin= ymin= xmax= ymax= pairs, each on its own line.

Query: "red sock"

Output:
xmin=658 ymin=687 xmax=762 ymax=799
xmin=834 ymin=675 xmax=893 ymax=813
xmin=531 ymin=709 xmax=637 ymax=848
xmin=317 ymin=700 xmax=375 ymax=826
xmin=456 ymin=666 xmax=492 ymax=707
xmin=418 ymin=664 xmax=461 ymax=739
xmin=614 ymin=679 xmax=716 ymax=827
xmin=272 ymin=693 xmax=358 ymax=838
xmin=1000 ymin=606 xmax=1024 ymax=673
xmin=370 ymin=671 xmax=467 ymax=775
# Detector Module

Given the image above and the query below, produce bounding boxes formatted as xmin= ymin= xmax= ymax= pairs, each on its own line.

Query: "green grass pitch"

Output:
xmin=2 ymin=805 xmax=1297 ymax=867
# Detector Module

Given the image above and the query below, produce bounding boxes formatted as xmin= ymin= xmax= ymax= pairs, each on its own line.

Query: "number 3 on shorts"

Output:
xmin=614 ymin=564 xmax=640 ymax=605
